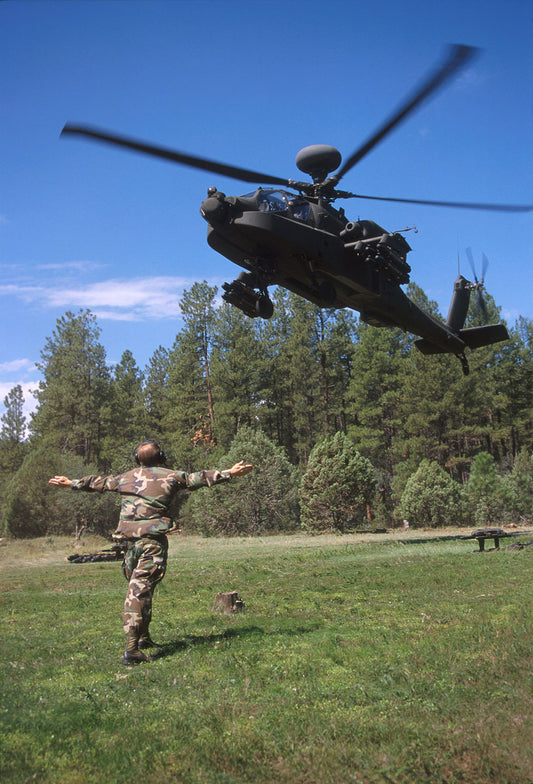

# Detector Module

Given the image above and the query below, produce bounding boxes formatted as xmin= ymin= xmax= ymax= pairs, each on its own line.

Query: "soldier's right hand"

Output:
xmin=49 ymin=476 xmax=73 ymax=487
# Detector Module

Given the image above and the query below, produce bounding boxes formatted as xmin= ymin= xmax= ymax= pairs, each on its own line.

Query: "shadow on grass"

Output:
xmin=151 ymin=623 xmax=318 ymax=660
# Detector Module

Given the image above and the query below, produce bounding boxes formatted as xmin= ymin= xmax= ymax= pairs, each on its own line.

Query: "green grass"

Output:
xmin=1 ymin=532 xmax=532 ymax=784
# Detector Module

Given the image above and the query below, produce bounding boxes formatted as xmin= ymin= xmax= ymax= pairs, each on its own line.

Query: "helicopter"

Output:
xmin=61 ymin=44 xmax=532 ymax=375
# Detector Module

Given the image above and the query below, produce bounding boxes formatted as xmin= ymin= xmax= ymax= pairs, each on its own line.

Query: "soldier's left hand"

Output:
xmin=228 ymin=461 xmax=254 ymax=477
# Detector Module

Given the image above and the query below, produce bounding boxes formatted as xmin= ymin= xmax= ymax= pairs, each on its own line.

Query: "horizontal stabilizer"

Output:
xmin=458 ymin=324 xmax=509 ymax=349
xmin=414 ymin=338 xmax=446 ymax=355
xmin=415 ymin=323 xmax=509 ymax=356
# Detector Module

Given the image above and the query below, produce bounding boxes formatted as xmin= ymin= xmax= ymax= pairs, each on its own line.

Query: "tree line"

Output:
xmin=1 ymin=280 xmax=532 ymax=538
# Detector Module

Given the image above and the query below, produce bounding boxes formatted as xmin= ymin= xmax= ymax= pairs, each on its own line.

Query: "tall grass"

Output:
xmin=1 ymin=533 xmax=532 ymax=783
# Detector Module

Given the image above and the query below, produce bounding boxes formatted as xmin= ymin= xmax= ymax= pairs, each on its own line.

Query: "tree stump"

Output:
xmin=213 ymin=591 xmax=245 ymax=614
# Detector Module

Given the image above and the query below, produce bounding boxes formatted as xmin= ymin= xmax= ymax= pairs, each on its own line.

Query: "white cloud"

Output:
xmin=37 ymin=261 xmax=104 ymax=273
xmin=0 ymin=275 xmax=202 ymax=321
xmin=0 ymin=358 xmax=36 ymax=374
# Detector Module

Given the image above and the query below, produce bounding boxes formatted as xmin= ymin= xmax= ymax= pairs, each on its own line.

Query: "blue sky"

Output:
xmin=1 ymin=0 xmax=532 ymax=421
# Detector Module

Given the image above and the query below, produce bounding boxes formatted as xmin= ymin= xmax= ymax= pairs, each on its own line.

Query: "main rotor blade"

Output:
xmin=342 ymin=191 xmax=533 ymax=213
xmin=334 ymin=44 xmax=478 ymax=182
xmin=61 ymin=123 xmax=290 ymax=187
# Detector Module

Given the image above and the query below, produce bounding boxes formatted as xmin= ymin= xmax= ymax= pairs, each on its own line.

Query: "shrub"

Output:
xmin=300 ymin=432 xmax=376 ymax=533
xmin=400 ymin=459 xmax=462 ymax=528
xmin=464 ymin=451 xmax=507 ymax=527
xmin=187 ymin=427 xmax=300 ymax=536
xmin=1 ymin=449 xmax=118 ymax=538
xmin=503 ymin=447 xmax=533 ymax=525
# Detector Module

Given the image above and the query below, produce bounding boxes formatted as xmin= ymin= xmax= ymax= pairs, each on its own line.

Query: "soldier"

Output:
xmin=49 ymin=440 xmax=253 ymax=665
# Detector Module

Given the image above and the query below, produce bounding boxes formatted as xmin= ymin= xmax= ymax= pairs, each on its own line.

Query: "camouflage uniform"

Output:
xmin=71 ymin=466 xmax=231 ymax=636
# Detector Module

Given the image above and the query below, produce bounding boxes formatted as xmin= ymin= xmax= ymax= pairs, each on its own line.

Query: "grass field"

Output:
xmin=1 ymin=531 xmax=532 ymax=784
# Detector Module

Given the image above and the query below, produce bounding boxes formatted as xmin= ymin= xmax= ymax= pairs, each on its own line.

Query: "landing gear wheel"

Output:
xmin=256 ymin=295 xmax=274 ymax=319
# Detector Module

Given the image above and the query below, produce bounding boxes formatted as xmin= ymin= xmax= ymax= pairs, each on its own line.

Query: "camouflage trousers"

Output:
xmin=122 ymin=536 xmax=168 ymax=635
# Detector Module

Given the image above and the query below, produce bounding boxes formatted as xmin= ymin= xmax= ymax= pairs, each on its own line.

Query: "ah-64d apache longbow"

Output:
xmin=61 ymin=45 xmax=532 ymax=374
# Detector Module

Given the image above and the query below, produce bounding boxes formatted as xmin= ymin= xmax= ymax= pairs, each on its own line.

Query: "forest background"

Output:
xmin=1 ymin=280 xmax=532 ymax=539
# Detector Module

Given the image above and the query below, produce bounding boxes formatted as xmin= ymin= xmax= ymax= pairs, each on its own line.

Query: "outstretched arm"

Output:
xmin=228 ymin=460 xmax=254 ymax=478
xmin=49 ymin=476 xmax=73 ymax=488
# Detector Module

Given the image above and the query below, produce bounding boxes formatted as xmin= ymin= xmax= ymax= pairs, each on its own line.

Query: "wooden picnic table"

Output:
xmin=467 ymin=527 xmax=520 ymax=551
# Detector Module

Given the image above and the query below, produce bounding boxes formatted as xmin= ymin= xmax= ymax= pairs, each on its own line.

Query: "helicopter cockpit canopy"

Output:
xmin=243 ymin=189 xmax=311 ymax=222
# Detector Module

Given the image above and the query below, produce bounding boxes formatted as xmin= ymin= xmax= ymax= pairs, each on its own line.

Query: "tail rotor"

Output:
xmin=465 ymin=247 xmax=489 ymax=321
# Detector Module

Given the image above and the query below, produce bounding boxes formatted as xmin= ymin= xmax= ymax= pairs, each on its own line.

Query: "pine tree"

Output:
xmin=1 ymin=385 xmax=26 ymax=444
xmin=178 ymin=282 xmax=217 ymax=442
xmin=492 ymin=317 xmax=533 ymax=458
xmin=164 ymin=331 xmax=212 ymax=470
xmin=261 ymin=292 xmax=333 ymax=465
xmin=251 ymin=288 xmax=296 ymax=455
xmin=164 ymin=284 xmax=218 ymax=470
xmin=322 ymin=309 xmax=358 ymax=435
xmin=143 ymin=345 xmax=171 ymax=437
xmin=0 ymin=385 xmax=28 ymax=498
xmin=394 ymin=285 xmax=461 ymax=480
xmin=97 ymin=350 xmax=146 ymax=469
xmin=504 ymin=447 xmax=533 ymax=524
xmin=346 ymin=320 xmax=406 ymax=475
xmin=30 ymin=310 xmax=111 ymax=463
xmin=210 ymin=303 xmax=261 ymax=449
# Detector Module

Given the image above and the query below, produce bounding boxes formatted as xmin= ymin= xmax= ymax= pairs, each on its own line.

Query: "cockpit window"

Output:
xmin=258 ymin=190 xmax=287 ymax=213
xmin=244 ymin=189 xmax=310 ymax=222
xmin=289 ymin=200 xmax=310 ymax=222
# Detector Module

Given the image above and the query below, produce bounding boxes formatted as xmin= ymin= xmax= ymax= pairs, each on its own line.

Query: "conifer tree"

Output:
xmin=0 ymin=385 xmax=28 ymax=496
xmin=394 ymin=285 xmax=461 ymax=480
xmin=251 ymin=288 xmax=295 ymax=453
xmin=210 ymin=303 xmax=261 ymax=448
xmin=143 ymin=345 xmax=171 ymax=438
xmin=1 ymin=448 xmax=117 ymax=538
xmin=164 ymin=330 xmax=214 ymax=471
xmin=300 ymin=431 xmax=376 ymax=532
xmin=346 ymin=320 xmax=406 ymax=474
xmin=163 ymin=284 xmax=218 ymax=470
xmin=276 ymin=294 xmax=324 ymax=463
xmin=1 ymin=385 xmax=26 ymax=444
xmin=178 ymin=282 xmax=217 ymax=442
xmin=100 ymin=350 xmax=146 ymax=468
xmin=30 ymin=310 xmax=110 ymax=463
xmin=504 ymin=447 xmax=533 ymax=524
xmin=493 ymin=317 xmax=533 ymax=457
xmin=399 ymin=459 xmax=462 ymax=528
xmin=464 ymin=451 xmax=506 ymax=527
xmin=187 ymin=426 xmax=299 ymax=536
xmin=322 ymin=308 xmax=358 ymax=435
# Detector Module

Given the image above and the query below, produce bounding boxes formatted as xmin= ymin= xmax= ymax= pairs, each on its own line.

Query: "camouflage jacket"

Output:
xmin=71 ymin=466 xmax=231 ymax=539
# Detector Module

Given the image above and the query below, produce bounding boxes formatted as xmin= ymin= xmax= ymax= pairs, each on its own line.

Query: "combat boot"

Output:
xmin=138 ymin=635 xmax=157 ymax=649
xmin=122 ymin=631 xmax=152 ymax=665
xmin=122 ymin=649 xmax=151 ymax=666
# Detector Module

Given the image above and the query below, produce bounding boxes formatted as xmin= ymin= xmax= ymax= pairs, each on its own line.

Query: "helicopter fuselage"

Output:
xmin=60 ymin=46 xmax=518 ymax=375
xmin=201 ymin=186 xmax=469 ymax=355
